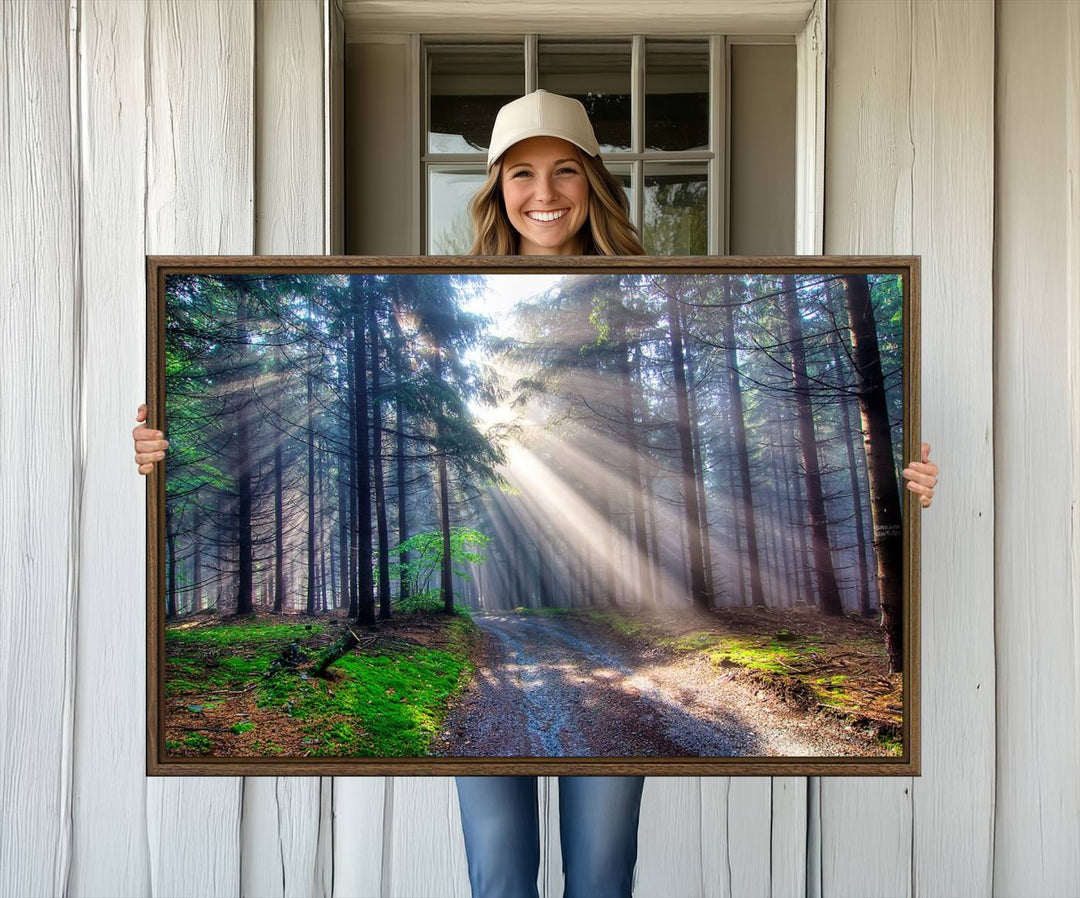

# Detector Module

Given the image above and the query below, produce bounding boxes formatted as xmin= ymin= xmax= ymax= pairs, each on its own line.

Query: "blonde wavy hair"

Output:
xmin=467 ymin=149 xmax=645 ymax=256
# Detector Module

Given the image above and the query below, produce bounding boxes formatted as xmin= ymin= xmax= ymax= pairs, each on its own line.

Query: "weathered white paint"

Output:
xmin=907 ymin=3 xmax=996 ymax=895
xmin=794 ymin=0 xmax=824 ymax=254
xmin=0 ymin=1 xmax=78 ymax=895
xmin=342 ymin=0 xmax=816 ymax=39
xmin=244 ymin=3 xmax=329 ymax=895
xmin=70 ymin=1 xmax=152 ymax=896
xmin=824 ymin=3 xmax=996 ymax=898
xmin=994 ymin=1 xmax=1080 ymax=893
xmin=822 ymin=6 xmax=915 ymax=891
xmin=636 ymin=777 xmax=705 ymax=897
xmin=388 ymin=777 xmax=471 ymax=897
xmin=144 ymin=1 xmax=253 ymax=894
xmin=3 ymin=1 xmax=1078 ymax=896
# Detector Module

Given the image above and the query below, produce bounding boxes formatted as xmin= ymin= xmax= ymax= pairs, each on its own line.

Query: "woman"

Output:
xmin=132 ymin=90 xmax=939 ymax=898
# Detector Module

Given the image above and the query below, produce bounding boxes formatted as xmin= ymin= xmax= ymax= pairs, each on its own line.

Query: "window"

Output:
xmin=421 ymin=35 xmax=795 ymax=256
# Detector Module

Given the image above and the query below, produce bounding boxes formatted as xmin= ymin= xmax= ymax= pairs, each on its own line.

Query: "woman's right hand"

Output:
xmin=133 ymin=403 xmax=169 ymax=475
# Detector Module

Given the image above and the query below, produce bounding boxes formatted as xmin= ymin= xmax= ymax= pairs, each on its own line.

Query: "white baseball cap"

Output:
xmin=486 ymin=89 xmax=601 ymax=169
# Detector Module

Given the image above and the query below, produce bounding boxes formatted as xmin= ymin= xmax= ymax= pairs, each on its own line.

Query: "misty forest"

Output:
xmin=161 ymin=270 xmax=907 ymax=759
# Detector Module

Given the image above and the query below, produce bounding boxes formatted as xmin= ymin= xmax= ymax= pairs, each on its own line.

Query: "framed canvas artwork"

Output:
xmin=145 ymin=255 xmax=921 ymax=776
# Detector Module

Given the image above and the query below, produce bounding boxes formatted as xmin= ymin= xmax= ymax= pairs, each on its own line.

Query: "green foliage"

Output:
xmin=586 ymin=610 xmax=647 ymax=638
xmin=659 ymin=631 xmax=723 ymax=652
xmin=183 ymin=733 xmax=211 ymax=753
xmin=166 ymin=621 xmax=323 ymax=649
xmin=230 ymin=721 xmax=255 ymax=735
xmin=387 ymin=527 xmax=491 ymax=601
xmin=252 ymin=740 xmax=284 ymax=756
xmin=395 ymin=588 xmax=473 ymax=616
xmin=706 ymin=635 xmax=820 ymax=674
xmin=876 ymin=732 xmax=903 ymax=757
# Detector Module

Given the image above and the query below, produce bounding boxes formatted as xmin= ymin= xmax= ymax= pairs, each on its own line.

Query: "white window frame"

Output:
xmin=404 ymin=1 xmax=825 ymax=256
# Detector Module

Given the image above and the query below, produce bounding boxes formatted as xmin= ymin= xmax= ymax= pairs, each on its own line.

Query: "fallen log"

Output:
xmin=311 ymin=628 xmax=364 ymax=676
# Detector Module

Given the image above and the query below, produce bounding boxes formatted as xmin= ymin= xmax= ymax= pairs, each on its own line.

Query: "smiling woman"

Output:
xmin=466 ymin=89 xmax=645 ymax=257
xmin=500 ymin=137 xmax=591 ymax=255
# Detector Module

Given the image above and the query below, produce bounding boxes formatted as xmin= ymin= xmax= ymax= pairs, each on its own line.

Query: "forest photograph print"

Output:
xmin=147 ymin=257 xmax=920 ymax=775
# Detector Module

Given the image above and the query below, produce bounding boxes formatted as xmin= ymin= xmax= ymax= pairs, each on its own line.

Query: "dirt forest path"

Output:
xmin=435 ymin=611 xmax=879 ymax=758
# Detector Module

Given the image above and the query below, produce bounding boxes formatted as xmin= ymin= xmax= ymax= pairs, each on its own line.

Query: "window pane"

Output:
xmin=538 ymin=41 xmax=631 ymax=153
xmin=643 ymin=163 xmax=707 ymax=255
xmin=645 ymin=40 xmax=709 ymax=152
xmin=603 ymin=163 xmax=634 ymax=222
xmin=428 ymin=44 xmax=524 ymax=154
xmin=428 ymin=167 xmax=487 ymax=253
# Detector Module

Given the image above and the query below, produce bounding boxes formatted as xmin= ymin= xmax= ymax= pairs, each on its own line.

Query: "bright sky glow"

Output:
xmin=466 ymin=274 xmax=565 ymax=338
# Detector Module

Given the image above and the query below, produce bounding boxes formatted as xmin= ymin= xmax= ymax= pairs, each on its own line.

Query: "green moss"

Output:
xmin=166 ymin=612 xmax=477 ymax=758
xmin=300 ymin=646 xmax=472 ymax=756
xmin=166 ymin=620 xmax=324 ymax=649
xmin=165 ymin=677 xmax=200 ymax=695
xmin=252 ymin=739 xmax=283 ymax=755
xmin=876 ymin=733 xmax=903 ymax=756
xmin=183 ymin=732 xmax=211 ymax=753
xmin=164 ymin=740 xmax=182 ymax=752
xmin=585 ymin=611 xmax=646 ymax=638
xmin=707 ymin=635 xmax=813 ymax=673
xmin=659 ymin=631 xmax=722 ymax=652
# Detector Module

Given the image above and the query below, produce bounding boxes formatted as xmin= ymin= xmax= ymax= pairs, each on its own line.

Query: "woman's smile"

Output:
xmin=500 ymin=135 xmax=590 ymax=255
xmin=525 ymin=208 xmax=569 ymax=222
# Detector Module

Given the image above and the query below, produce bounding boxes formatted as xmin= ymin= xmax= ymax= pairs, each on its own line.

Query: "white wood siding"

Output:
xmin=994 ymin=0 xmax=1080 ymax=892
xmin=1 ymin=1 xmax=1077 ymax=897
xmin=824 ymin=3 xmax=996 ymax=897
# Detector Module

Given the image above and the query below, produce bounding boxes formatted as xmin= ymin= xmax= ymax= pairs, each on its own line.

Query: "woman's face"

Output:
xmin=499 ymin=136 xmax=590 ymax=255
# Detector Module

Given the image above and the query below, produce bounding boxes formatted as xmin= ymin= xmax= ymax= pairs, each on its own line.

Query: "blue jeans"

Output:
xmin=454 ymin=776 xmax=646 ymax=898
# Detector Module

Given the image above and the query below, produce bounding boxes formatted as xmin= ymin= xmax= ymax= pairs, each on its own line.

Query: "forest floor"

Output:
xmin=436 ymin=605 xmax=903 ymax=758
xmin=162 ymin=607 xmax=480 ymax=759
xmin=161 ymin=603 xmax=902 ymax=760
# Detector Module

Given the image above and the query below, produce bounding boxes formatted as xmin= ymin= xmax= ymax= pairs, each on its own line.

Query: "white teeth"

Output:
xmin=527 ymin=209 xmax=567 ymax=222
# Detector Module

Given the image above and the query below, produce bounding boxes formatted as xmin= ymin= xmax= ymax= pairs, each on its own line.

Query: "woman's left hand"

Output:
xmin=902 ymin=442 xmax=938 ymax=508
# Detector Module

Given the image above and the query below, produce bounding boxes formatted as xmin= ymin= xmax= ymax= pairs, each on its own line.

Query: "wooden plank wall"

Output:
xmin=994 ymin=0 xmax=1080 ymax=892
xmin=824 ymin=3 xmax=996 ymax=897
xmin=0 ymin=1 xmax=1077 ymax=897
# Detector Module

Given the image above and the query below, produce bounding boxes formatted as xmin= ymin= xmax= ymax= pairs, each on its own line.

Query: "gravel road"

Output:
xmin=435 ymin=612 xmax=879 ymax=758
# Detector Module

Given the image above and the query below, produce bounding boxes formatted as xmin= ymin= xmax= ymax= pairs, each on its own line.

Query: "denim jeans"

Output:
xmin=454 ymin=775 xmax=647 ymax=898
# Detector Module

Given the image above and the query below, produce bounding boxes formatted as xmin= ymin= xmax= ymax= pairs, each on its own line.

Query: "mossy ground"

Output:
xmin=163 ymin=609 xmax=477 ymax=759
xmin=583 ymin=605 xmax=904 ymax=756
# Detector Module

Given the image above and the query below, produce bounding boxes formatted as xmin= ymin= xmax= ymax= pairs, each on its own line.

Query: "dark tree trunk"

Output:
xmin=235 ymin=383 xmax=254 ymax=615
xmin=830 ymin=326 xmax=873 ymax=617
xmin=432 ymin=348 xmax=455 ymax=614
xmin=788 ymin=413 xmax=811 ymax=605
xmin=391 ymin=310 xmax=410 ymax=601
xmin=370 ymin=299 xmax=392 ymax=620
xmin=347 ymin=318 xmax=359 ymax=619
xmin=317 ymin=442 xmax=328 ymax=612
xmin=665 ymin=291 xmax=709 ymax=609
xmin=165 ymin=504 xmax=177 ymax=618
xmin=307 ymin=370 xmax=317 ymax=615
xmin=769 ymin=431 xmax=795 ymax=608
xmin=779 ymin=274 xmax=843 ymax=616
xmin=844 ymin=274 xmax=905 ymax=673
xmin=192 ymin=508 xmax=202 ymax=613
xmin=615 ymin=323 xmax=653 ymax=607
xmin=353 ymin=285 xmax=376 ymax=626
xmin=724 ymin=397 xmax=746 ymax=606
xmin=274 ymin=434 xmax=285 ymax=613
xmin=719 ymin=280 xmax=765 ymax=607
xmin=338 ymin=464 xmax=351 ymax=616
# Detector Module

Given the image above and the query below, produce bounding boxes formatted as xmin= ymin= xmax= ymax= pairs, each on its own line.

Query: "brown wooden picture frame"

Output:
xmin=146 ymin=255 xmax=920 ymax=776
